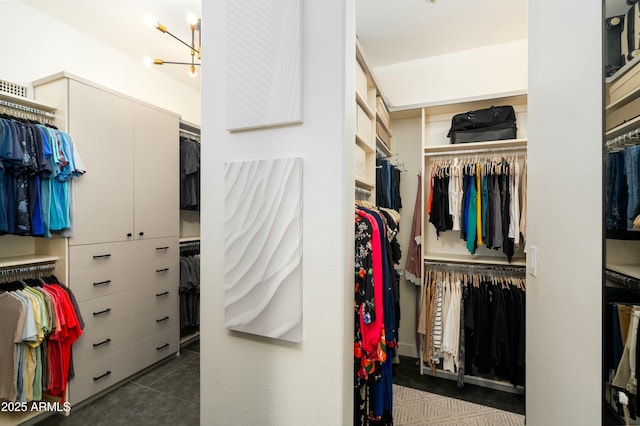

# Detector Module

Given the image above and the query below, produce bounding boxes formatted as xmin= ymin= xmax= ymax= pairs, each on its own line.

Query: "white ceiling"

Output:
xmin=22 ymin=0 xmax=202 ymax=91
xmin=356 ymin=0 xmax=528 ymax=69
xmin=22 ymin=0 xmax=535 ymax=91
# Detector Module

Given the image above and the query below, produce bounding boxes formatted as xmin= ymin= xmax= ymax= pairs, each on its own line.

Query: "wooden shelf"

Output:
xmin=0 ymin=254 xmax=58 ymax=269
xmin=0 ymin=91 xmax=57 ymax=113
xmin=424 ymin=253 xmax=526 ymax=267
xmin=376 ymin=113 xmax=392 ymax=135
xmin=606 ymin=114 xmax=640 ymax=140
xmin=179 ymin=237 xmax=201 ymax=243
xmin=607 ymin=262 xmax=640 ymax=281
xmin=356 ymin=91 xmax=375 ymax=119
xmin=356 ymin=133 xmax=375 ymax=153
xmin=376 ymin=136 xmax=392 ymax=157
xmin=424 ymin=138 xmax=527 ymax=156
xmin=355 ymin=176 xmax=375 ymax=190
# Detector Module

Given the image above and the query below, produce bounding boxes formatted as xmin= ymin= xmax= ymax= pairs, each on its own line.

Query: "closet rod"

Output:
xmin=424 ymin=260 xmax=525 ymax=277
xmin=0 ymin=99 xmax=56 ymax=119
xmin=0 ymin=261 xmax=56 ymax=278
xmin=180 ymin=129 xmax=201 ymax=139
xmin=424 ymin=145 xmax=526 ymax=157
xmin=355 ymin=187 xmax=371 ymax=201
xmin=606 ymin=127 xmax=640 ymax=151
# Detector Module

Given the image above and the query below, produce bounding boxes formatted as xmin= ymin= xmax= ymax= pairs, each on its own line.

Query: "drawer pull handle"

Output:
xmin=93 ymin=338 xmax=112 ymax=348
xmin=93 ymin=280 xmax=112 ymax=287
xmin=93 ymin=308 xmax=112 ymax=316
xmin=156 ymin=268 xmax=169 ymax=273
xmin=156 ymin=246 xmax=170 ymax=251
xmin=156 ymin=316 xmax=170 ymax=323
xmin=127 ymin=233 xmax=132 ymax=238
xmin=156 ymin=291 xmax=170 ymax=297
xmin=139 ymin=232 xmax=144 ymax=236
xmin=92 ymin=254 xmax=111 ymax=259
xmin=93 ymin=371 xmax=112 ymax=381
xmin=156 ymin=343 xmax=170 ymax=351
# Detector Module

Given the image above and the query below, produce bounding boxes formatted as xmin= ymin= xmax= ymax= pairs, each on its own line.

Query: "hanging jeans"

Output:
xmin=607 ymin=151 xmax=627 ymax=231
xmin=624 ymin=146 xmax=640 ymax=231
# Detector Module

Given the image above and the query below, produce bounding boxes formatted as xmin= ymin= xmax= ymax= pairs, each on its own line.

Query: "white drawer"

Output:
xmin=70 ymin=266 xmax=135 ymax=302
xmin=69 ymin=326 xmax=179 ymax=405
xmin=135 ymin=237 xmax=179 ymax=261
xmin=69 ymin=242 xmax=134 ymax=273
xmin=137 ymin=256 xmax=179 ymax=288
xmin=72 ymin=304 xmax=180 ymax=367
xmin=79 ymin=282 xmax=178 ymax=330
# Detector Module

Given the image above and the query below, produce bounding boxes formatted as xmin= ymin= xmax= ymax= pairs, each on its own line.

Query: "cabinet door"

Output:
xmin=133 ymin=104 xmax=179 ymax=239
xmin=68 ymin=81 xmax=135 ymax=245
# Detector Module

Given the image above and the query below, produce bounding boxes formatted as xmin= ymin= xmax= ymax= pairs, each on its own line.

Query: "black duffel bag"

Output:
xmin=447 ymin=106 xmax=517 ymax=144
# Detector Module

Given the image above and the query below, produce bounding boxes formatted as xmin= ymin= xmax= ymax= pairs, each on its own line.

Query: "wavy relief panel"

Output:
xmin=224 ymin=158 xmax=303 ymax=342
xmin=225 ymin=0 xmax=303 ymax=131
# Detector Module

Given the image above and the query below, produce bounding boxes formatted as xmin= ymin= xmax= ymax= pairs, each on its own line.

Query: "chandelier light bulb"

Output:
xmin=189 ymin=65 xmax=197 ymax=78
xmin=143 ymin=56 xmax=153 ymax=67
xmin=144 ymin=15 xmax=157 ymax=28
xmin=187 ymin=13 xmax=199 ymax=27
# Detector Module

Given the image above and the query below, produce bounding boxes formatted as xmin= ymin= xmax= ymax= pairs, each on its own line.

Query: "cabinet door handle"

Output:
xmin=156 ymin=268 xmax=169 ymax=273
xmin=156 ymin=316 xmax=170 ymax=323
xmin=93 ymin=280 xmax=112 ymax=287
xmin=93 ymin=371 xmax=112 ymax=381
xmin=93 ymin=338 xmax=112 ymax=348
xmin=156 ymin=291 xmax=170 ymax=297
xmin=156 ymin=246 xmax=169 ymax=251
xmin=93 ymin=308 xmax=112 ymax=316
xmin=127 ymin=233 xmax=132 ymax=238
xmin=156 ymin=343 xmax=170 ymax=351
xmin=139 ymin=232 xmax=144 ymax=236
xmin=92 ymin=254 xmax=111 ymax=259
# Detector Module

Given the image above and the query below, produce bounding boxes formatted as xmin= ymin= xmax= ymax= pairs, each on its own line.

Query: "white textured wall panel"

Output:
xmin=226 ymin=0 xmax=303 ymax=131
xmin=224 ymin=157 xmax=303 ymax=342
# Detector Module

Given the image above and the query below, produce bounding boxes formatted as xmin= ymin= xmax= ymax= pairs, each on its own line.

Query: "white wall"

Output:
xmin=527 ymin=1 xmax=602 ymax=424
xmin=391 ymin=117 xmax=423 ymax=358
xmin=373 ymin=39 xmax=528 ymax=109
xmin=0 ymin=1 xmax=200 ymax=124
xmin=200 ymin=0 xmax=355 ymax=424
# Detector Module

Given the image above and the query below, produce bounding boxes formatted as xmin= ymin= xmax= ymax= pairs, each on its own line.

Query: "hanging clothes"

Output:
xmin=354 ymin=203 xmax=401 ymax=426
xmin=427 ymin=156 xmax=525 ymax=262
xmin=419 ymin=265 xmax=526 ymax=388
xmin=179 ymin=248 xmax=201 ymax=332
xmin=405 ymin=175 xmax=422 ymax=285
xmin=375 ymin=158 xmax=402 ymax=210
xmin=0 ymin=275 xmax=82 ymax=403
xmin=180 ymin=135 xmax=200 ymax=211
xmin=0 ymin=115 xmax=85 ymax=237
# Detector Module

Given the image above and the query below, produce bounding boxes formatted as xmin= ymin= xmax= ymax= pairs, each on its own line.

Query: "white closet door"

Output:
xmin=133 ymin=103 xmax=179 ymax=240
xmin=68 ymin=80 xmax=135 ymax=245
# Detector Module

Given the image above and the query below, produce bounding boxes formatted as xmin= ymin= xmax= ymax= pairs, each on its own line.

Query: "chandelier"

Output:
xmin=144 ymin=14 xmax=202 ymax=78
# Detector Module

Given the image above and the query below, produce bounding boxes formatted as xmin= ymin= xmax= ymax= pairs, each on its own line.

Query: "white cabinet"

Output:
xmin=34 ymin=74 xmax=180 ymax=246
xmin=33 ymin=72 xmax=181 ymax=405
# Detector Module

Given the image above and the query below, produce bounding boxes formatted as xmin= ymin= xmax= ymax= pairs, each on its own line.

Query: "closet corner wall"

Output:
xmin=32 ymin=72 xmax=181 ymax=407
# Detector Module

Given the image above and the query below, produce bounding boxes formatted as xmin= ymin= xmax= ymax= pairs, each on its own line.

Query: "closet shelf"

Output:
xmin=356 ymin=133 xmax=375 ymax=153
xmin=0 ymin=91 xmax=56 ymax=113
xmin=606 ymin=114 xmax=640 ymax=141
xmin=0 ymin=254 xmax=58 ymax=269
xmin=179 ymin=236 xmax=201 ymax=243
xmin=356 ymin=91 xmax=375 ymax=119
xmin=423 ymin=139 xmax=527 ymax=156
xmin=355 ymin=176 xmax=375 ymax=190
xmin=606 ymin=263 xmax=640 ymax=282
xmin=376 ymin=113 xmax=392 ymax=135
xmin=424 ymin=253 xmax=526 ymax=267
xmin=376 ymin=136 xmax=392 ymax=157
